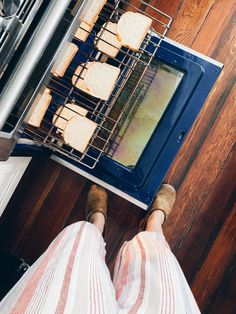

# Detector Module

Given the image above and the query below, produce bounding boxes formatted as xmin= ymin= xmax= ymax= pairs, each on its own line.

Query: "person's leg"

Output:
xmin=113 ymin=184 xmax=200 ymax=314
xmin=0 ymin=185 xmax=118 ymax=314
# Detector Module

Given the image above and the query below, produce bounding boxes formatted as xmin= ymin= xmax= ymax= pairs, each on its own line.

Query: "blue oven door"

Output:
xmin=52 ymin=35 xmax=223 ymax=209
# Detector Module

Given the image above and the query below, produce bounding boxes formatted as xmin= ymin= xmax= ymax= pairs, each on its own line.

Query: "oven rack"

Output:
xmin=105 ymin=58 xmax=159 ymax=158
xmin=22 ymin=0 xmax=172 ymax=169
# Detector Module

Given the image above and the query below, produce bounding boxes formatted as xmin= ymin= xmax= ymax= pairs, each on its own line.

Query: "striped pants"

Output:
xmin=0 ymin=222 xmax=200 ymax=314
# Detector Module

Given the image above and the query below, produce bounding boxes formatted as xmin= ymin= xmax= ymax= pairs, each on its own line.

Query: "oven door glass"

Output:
xmin=99 ymin=43 xmax=204 ymax=187
xmin=106 ymin=60 xmax=184 ymax=167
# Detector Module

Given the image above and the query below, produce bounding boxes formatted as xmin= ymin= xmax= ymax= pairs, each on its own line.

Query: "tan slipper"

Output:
xmin=86 ymin=184 xmax=108 ymax=222
xmin=140 ymin=184 xmax=176 ymax=230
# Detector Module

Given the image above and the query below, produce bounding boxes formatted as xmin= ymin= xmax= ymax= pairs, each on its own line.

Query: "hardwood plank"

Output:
xmin=144 ymin=0 xmax=183 ymax=32
xmin=120 ymin=0 xmax=183 ymax=36
xmin=17 ymin=167 xmax=88 ymax=263
xmin=205 ymin=255 xmax=236 ymax=314
xmin=191 ymin=0 xmax=236 ymax=55
xmin=167 ymin=0 xmax=215 ymax=46
xmin=0 ymin=158 xmax=62 ymax=255
xmin=148 ymin=0 xmax=184 ymax=18
xmin=65 ymin=180 xmax=91 ymax=225
xmin=191 ymin=202 xmax=236 ymax=311
xmin=165 ymin=0 xmax=236 ymax=188
xmin=164 ymin=83 xmax=236 ymax=250
xmin=176 ymin=144 xmax=236 ymax=284
xmin=105 ymin=193 xmax=145 ymax=271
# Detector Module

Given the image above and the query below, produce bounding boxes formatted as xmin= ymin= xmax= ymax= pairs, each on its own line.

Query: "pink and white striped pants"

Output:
xmin=0 ymin=222 xmax=200 ymax=313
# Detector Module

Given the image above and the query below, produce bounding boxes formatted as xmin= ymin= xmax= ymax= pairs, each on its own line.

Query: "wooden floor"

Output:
xmin=0 ymin=0 xmax=235 ymax=313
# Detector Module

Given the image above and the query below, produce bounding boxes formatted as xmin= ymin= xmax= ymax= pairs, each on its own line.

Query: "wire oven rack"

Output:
xmin=23 ymin=0 xmax=172 ymax=169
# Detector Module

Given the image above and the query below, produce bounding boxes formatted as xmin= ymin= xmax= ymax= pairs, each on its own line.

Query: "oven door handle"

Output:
xmin=0 ymin=0 xmax=73 ymax=131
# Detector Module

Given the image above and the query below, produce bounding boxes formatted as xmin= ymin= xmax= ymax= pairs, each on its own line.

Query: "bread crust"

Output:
xmin=72 ymin=62 xmax=94 ymax=94
xmin=96 ymin=22 xmax=122 ymax=57
xmin=75 ymin=0 xmax=107 ymax=42
xmin=28 ymin=90 xmax=52 ymax=127
xmin=63 ymin=116 xmax=97 ymax=153
xmin=53 ymin=104 xmax=88 ymax=132
xmin=117 ymin=11 xmax=152 ymax=51
xmin=52 ymin=43 xmax=78 ymax=77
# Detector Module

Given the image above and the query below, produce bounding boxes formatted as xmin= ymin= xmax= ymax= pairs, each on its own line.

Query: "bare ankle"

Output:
xmin=145 ymin=210 xmax=165 ymax=233
xmin=90 ymin=212 xmax=105 ymax=234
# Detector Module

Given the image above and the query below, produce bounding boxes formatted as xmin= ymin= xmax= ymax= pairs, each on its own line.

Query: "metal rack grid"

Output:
xmin=24 ymin=0 xmax=172 ymax=169
xmin=104 ymin=57 xmax=159 ymax=158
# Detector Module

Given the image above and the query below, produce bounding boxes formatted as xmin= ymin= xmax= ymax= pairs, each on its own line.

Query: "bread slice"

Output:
xmin=52 ymin=43 xmax=78 ymax=77
xmin=63 ymin=116 xmax=97 ymax=153
xmin=28 ymin=89 xmax=52 ymax=127
xmin=84 ymin=62 xmax=120 ymax=100
xmin=117 ymin=12 xmax=152 ymax=51
xmin=75 ymin=21 xmax=93 ymax=42
xmin=96 ymin=22 xmax=122 ymax=58
xmin=72 ymin=62 xmax=94 ymax=94
xmin=75 ymin=0 xmax=107 ymax=42
xmin=83 ymin=0 xmax=106 ymax=25
xmin=53 ymin=103 xmax=88 ymax=132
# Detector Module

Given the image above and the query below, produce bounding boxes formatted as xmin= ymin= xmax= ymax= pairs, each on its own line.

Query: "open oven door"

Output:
xmin=50 ymin=36 xmax=223 ymax=209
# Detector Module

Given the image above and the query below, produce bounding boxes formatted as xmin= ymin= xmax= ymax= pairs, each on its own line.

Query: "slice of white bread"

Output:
xmin=96 ymin=22 xmax=122 ymax=58
xmin=28 ymin=89 xmax=52 ymax=127
xmin=117 ymin=12 xmax=152 ymax=51
xmin=75 ymin=21 xmax=93 ymax=42
xmin=85 ymin=62 xmax=120 ymax=100
xmin=75 ymin=0 xmax=106 ymax=42
xmin=53 ymin=103 xmax=88 ymax=132
xmin=72 ymin=62 xmax=94 ymax=94
xmin=52 ymin=43 xmax=78 ymax=77
xmin=63 ymin=116 xmax=97 ymax=153
xmin=83 ymin=0 xmax=106 ymax=25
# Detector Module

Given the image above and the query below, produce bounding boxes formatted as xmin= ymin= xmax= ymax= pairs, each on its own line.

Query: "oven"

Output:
xmin=0 ymin=0 xmax=223 ymax=209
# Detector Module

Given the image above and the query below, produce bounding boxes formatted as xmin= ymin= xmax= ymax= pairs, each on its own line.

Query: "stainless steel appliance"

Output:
xmin=0 ymin=0 xmax=223 ymax=209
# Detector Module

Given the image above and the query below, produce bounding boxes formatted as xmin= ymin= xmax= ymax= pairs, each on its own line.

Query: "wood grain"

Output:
xmin=191 ymin=202 xmax=236 ymax=310
xmin=176 ymin=144 xmax=236 ymax=283
xmin=168 ymin=0 xmax=215 ymax=46
xmin=165 ymin=0 xmax=236 ymax=189
xmin=0 ymin=158 xmax=62 ymax=255
xmin=164 ymin=83 xmax=236 ymax=251
xmin=205 ymin=255 xmax=236 ymax=314
xmin=17 ymin=167 xmax=88 ymax=263
xmin=191 ymin=0 xmax=236 ymax=55
xmin=148 ymin=0 xmax=184 ymax=18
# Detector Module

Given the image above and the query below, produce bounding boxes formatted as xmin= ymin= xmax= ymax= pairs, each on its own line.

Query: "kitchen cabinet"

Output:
xmin=0 ymin=157 xmax=31 ymax=217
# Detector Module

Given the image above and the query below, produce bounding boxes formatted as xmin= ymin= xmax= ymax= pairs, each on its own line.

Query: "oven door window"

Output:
xmin=105 ymin=60 xmax=184 ymax=168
